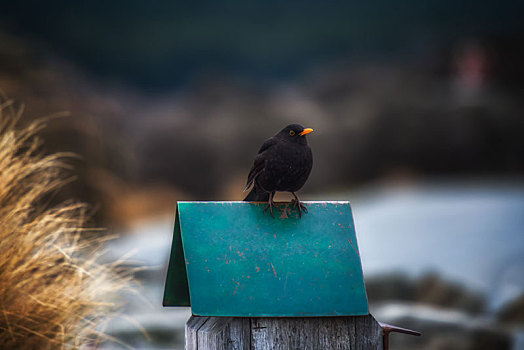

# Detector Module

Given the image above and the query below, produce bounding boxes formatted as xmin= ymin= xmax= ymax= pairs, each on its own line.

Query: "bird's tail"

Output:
xmin=243 ymin=187 xmax=270 ymax=202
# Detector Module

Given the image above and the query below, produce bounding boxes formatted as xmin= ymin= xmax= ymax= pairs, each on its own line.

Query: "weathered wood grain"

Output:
xmin=185 ymin=315 xmax=382 ymax=349
xmin=185 ymin=315 xmax=209 ymax=349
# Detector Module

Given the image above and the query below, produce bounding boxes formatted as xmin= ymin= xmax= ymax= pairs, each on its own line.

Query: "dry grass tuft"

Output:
xmin=0 ymin=98 xmax=130 ymax=349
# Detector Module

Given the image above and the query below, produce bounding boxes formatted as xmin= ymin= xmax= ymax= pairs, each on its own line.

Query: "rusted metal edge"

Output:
xmin=379 ymin=322 xmax=421 ymax=350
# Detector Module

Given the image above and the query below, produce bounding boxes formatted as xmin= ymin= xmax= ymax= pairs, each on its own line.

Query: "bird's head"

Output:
xmin=277 ymin=124 xmax=314 ymax=145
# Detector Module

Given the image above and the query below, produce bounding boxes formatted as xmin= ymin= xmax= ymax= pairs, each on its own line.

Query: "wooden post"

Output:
xmin=185 ymin=314 xmax=383 ymax=349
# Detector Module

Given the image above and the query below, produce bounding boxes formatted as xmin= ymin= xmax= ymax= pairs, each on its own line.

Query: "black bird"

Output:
xmin=243 ymin=124 xmax=313 ymax=217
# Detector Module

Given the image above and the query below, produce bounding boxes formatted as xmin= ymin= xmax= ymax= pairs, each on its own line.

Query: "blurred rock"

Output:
xmin=498 ymin=294 xmax=524 ymax=324
xmin=367 ymin=273 xmax=485 ymax=314
xmin=373 ymin=302 xmax=511 ymax=350
xmin=366 ymin=273 xmax=416 ymax=302
xmin=416 ymin=273 xmax=485 ymax=314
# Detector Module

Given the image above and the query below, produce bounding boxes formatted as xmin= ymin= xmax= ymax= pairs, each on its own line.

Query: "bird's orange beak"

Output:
xmin=299 ymin=128 xmax=313 ymax=136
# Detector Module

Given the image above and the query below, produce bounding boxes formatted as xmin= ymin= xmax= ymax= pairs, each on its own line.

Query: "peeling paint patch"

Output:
xmin=270 ymin=263 xmax=277 ymax=278
xmin=232 ymin=278 xmax=240 ymax=295
xmin=347 ymin=237 xmax=360 ymax=256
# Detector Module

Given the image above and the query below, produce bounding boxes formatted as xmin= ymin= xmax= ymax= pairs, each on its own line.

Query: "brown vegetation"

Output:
xmin=0 ymin=98 xmax=129 ymax=349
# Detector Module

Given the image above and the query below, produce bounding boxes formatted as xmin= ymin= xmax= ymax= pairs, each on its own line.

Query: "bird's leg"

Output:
xmin=264 ymin=192 xmax=276 ymax=218
xmin=291 ymin=192 xmax=308 ymax=217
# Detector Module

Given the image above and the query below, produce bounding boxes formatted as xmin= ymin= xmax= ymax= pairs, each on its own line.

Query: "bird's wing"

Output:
xmin=257 ymin=137 xmax=278 ymax=154
xmin=243 ymin=155 xmax=265 ymax=192
xmin=244 ymin=138 xmax=277 ymax=192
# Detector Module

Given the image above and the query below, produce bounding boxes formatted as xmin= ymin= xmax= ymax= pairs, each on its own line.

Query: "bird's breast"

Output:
xmin=260 ymin=143 xmax=312 ymax=192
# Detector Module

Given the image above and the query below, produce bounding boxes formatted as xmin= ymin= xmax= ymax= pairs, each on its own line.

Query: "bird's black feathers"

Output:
xmin=243 ymin=187 xmax=270 ymax=201
xmin=243 ymin=138 xmax=277 ymax=192
xmin=243 ymin=124 xmax=313 ymax=212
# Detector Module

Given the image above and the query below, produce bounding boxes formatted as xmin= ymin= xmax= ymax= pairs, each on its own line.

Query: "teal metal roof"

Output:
xmin=163 ymin=201 xmax=368 ymax=317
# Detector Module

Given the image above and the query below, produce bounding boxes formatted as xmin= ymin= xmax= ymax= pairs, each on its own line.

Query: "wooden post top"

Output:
xmin=185 ymin=314 xmax=383 ymax=350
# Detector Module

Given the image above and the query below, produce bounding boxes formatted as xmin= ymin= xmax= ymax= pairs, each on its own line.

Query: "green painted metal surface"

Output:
xmin=163 ymin=201 xmax=368 ymax=317
xmin=163 ymin=210 xmax=190 ymax=306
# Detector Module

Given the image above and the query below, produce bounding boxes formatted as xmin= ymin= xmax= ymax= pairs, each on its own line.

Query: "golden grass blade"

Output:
xmin=0 ymin=98 xmax=132 ymax=349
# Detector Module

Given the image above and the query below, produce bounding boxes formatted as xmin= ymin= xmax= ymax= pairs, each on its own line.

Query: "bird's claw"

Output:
xmin=291 ymin=199 xmax=308 ymax=217
xmin=263 ymin=203 xmax=274 ymax=218
xmin=264 ymin=200 xmax=281 ymax=218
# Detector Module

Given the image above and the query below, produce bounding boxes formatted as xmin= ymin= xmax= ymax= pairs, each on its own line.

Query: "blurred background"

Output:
xmin=1 ymin=1 xmax=523 ymax=349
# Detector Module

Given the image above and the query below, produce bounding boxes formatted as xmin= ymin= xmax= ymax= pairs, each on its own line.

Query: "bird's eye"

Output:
xmin=289 ymin=130 xmax=295 ymax=136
